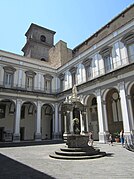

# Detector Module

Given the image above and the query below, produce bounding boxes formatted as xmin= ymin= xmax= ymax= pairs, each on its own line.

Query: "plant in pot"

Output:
xmin=114 ymin=132 xmax=120 ymax=142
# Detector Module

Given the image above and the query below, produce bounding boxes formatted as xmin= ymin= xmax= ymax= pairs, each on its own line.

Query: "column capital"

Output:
xmin=95 ymin=89 xmax=101 ymax=96
xmin=16 ymin=98 xmax=22 ymax=104
xmin=37 ymin=100 xmax=42 ymax=106
xmin=118 ymin=81 xmax=125 ymax=90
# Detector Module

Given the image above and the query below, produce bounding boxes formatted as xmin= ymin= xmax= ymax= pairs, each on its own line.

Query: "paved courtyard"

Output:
xmin=0 ymin=141 xmax=134 ymax=179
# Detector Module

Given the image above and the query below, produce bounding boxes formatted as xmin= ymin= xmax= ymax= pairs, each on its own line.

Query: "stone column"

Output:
xmin=80 ymin=111 xmax=83 ymax=133
xmin=13 ymin=99 xmax=22 ymax=142
xmin=82 ymin=112 xmax=87 ymax=133
xmin=118 ymin=81 xmax=132 ymax=143
xmin=35 ymin=101 xmax=42 ymax=141
xmin=66 ymin=111 xmax=70 ymax=133
xmin=53 ymin=103 xmax=59 ymax=139
xmin=58 ymin=111 xmax=62 ymax=139
xmin=102 ymin=100 xmax=109 ymax=141
xmin=96 ymin=89 xmax=106 ymax=143
xmin=127 ymin=95 xmax=134 ymax=144
xmin=70 ymin=110 xmax=73 ymax=133
xmin=64 ymin=113 xmax=67 ymax=134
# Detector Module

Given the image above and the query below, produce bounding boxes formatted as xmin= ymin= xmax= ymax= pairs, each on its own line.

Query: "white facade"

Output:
xmin=0 ymin=5 xmax=134 ymax=144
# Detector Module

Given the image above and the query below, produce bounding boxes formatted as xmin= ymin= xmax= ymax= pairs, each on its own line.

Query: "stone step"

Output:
xmin=55 ymin=150 xmax=99 ymax=156
xmin=60 ymin=146 xmax=100 ymax=153
xmin=49 ymin=152 xmax=106 ymax=160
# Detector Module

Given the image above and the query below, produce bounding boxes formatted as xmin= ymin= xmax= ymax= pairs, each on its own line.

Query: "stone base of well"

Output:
xmin=66 ymin=134 xmax=89 ymax=148
xmin=49 ymin=134 xmax=106 ymax=160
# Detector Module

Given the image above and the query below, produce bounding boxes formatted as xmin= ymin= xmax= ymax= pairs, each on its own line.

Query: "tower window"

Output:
xmin=40 ymin=35 xmax=46 ymax=42
xmin=41 ymin=58 xmax=46 ymax=61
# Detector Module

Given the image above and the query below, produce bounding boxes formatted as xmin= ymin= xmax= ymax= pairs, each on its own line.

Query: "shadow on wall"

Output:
xmin=0 ymin=153 xmax=56 ymax=179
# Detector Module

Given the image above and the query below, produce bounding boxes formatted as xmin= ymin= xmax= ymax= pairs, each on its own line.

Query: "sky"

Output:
xmin=0 ymin=0 xmax=134 ymax=55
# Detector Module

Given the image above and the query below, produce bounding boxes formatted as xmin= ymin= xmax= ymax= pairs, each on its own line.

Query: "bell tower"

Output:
xmin=22 ymin=23 xmax=56 ymax=61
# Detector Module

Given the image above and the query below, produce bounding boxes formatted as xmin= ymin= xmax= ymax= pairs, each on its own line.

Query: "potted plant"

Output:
xmin=113 ymin=132 xmax=120 ymax=142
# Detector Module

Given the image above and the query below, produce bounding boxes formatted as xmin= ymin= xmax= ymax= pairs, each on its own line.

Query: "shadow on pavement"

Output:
xmin=0 ymin=153 xmax=56 ymax=179
xmin=105 ymin=153 xmax=114 ymax=157
xmin=0 ymin=140 xmax=65 ymax=148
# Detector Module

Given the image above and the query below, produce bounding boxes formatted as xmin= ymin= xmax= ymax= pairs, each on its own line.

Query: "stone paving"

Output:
xmin=0 ymin=141 xmax=134 ymax=179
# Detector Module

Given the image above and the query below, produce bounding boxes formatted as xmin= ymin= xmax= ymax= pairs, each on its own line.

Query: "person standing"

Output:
xmin=120 ymin=130 xmax=124 ymax=146
xmin=109 ymin=133 xmax=113 ymax=146
xmin=88 ymin=131 xmax=93 ymax=146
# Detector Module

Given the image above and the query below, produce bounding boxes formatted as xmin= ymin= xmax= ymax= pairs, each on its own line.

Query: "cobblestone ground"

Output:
xmin=0 ymin=141 xmax=134 ymax=179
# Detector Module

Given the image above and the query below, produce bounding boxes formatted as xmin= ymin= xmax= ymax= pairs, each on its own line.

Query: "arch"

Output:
xmin=41 ymin=103 xmax=54 ymax=140
xmin=0 ymin=99 xmax=15 ymax=142
xmin=129 ymin=83 xmax=134 ymax=129
xmin=102 ymin=86 xmax=119 ymax=101
xmin=127 ymin=81 xmax=134 ymax=95
xmin=106 ymin=88 xmax=123 ymax=137
xmin=86 ymin=94 xmax=99 ymax=140
xmin=20 ymin=101 xmax=36 ymax=141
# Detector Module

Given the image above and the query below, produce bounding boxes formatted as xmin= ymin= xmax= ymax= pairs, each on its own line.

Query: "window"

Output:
xmin=3 ymin=66 xmax=16 ymax=88
xmin=127 ymin=43 xmax=134 ymax=62
xmin=58 ymin=73 xmax=64 ymax=91
xmin=40 ymin=35 xmax=46 ymax=42
xmin=99 ymin=46 xmax=113 ymax=73
xmin=121 ymin=32 xmax=134 ymax=62
xmin=41 ymin=58 xmax=46 ymax=61
xmin=103 ymin=55 xmax=113 ymax=72
xmin=25 ymin=71 xmax=36 ymax=91
xmin=5 ymin=73 xmax=13 ymax=87
xmin=82 ymin=58 xmax=92 ymax=81
xmin=44 ymin=74 xmax=53 ymax=93
xmin=46 ymin=80 xmax=51 ymax=93
xmin=26 ymin=76 xmax=33 ymax=90
xmin=69 ymin=67 xmax=77 ymax=86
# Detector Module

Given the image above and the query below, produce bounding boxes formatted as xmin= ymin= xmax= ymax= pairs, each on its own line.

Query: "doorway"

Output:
xmin=0 ymin=127 xmax=4 ymax=142
xmin=20 ymin=127 xmax=25 ymax=140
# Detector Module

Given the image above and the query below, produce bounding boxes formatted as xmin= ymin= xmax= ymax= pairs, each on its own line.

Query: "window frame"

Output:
xmin=99 ymin=46 xmax=113 ymax=73
xmin=3 ymin=66 xmax=16 ymax=88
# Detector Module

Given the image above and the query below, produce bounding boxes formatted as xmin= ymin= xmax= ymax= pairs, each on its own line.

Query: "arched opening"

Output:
xmin=106 ymin=88 xmax=123 ymax=136
xmin=130 ymin=84 xmax=134 ymax=125
xmin=86 ymin=95 xmax=99 ymax=140
xmin=41 ymin=104 xmax=53 ymax=140
xmin=20 ymin=102 xmax=36 ymax=141
xmin=0 ymin=99 xmax=15 ymax=142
